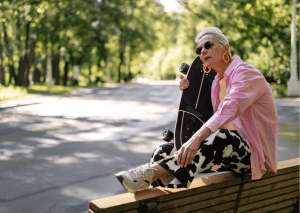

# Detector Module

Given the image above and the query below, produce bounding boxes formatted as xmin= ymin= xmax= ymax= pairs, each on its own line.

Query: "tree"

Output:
xmin=180 ymin=0 xmax=298 ymax=84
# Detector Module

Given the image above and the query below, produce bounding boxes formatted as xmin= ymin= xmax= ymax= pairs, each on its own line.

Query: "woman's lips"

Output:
xmin=204 ymin=57 xmax=211 ymax=63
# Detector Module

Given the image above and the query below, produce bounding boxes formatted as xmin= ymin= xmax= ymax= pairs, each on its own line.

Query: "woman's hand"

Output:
xmin=177 ymin=126 xmax=211 ymax=168
xmin=177 ymin=136 xmax=201 ymax=168
xmin=179 ymin=75 xmax=189 ymax=91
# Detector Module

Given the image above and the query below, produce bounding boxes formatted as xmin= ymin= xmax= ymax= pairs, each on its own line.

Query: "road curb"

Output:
xmin=0 ymin=99 xmax=43 ymax=110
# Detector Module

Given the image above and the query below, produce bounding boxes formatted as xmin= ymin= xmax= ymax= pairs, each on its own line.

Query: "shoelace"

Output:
xmin=130 ymin=164 xmax=156 ymax=181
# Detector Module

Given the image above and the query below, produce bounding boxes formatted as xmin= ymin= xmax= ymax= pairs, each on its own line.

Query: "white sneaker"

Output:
xmin=115 ymin=163 xmax=155 ymax=193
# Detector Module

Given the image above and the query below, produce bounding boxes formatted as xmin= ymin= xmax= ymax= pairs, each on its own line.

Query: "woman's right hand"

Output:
xmin=179 ymin=75 xmax=189 ymax=91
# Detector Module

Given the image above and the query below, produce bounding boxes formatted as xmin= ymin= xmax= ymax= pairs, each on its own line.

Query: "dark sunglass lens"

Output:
xmin=196 ymin=47 xmax=202 ymax=55
xmin=196 ymin=41 xmax=212 ymax=55
xmin=204 ymin=41 xmax=212 ymax=50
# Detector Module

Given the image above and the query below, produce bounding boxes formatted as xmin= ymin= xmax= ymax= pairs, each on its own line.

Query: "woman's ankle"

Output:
xmin=151 ymin=164 xmax=173 ymax=182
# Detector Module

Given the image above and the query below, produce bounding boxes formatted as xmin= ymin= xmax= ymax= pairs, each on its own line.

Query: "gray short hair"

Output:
xmin=195 ymin=27 xmax=232 ymax=58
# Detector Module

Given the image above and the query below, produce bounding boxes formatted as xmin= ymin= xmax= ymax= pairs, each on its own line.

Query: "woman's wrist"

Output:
xmin=195 ymin=126 xmax=211 ymax=144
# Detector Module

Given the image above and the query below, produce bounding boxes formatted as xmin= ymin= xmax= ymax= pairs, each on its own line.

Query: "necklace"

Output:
xmin=203 ymin=64 xmax=211 ymax=74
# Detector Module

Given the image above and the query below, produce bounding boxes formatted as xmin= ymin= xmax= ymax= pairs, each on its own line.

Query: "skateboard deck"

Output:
xmin=174 ymin=56 xmax=217 ymax=151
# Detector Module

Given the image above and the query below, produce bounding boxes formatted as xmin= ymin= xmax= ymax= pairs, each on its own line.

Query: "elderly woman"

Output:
xmin=115 ymin=27 xmax=278 ymax=193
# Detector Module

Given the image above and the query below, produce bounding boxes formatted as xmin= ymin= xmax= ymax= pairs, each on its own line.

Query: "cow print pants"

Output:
xmin=150 ymin=129 xmax=251 ymax=189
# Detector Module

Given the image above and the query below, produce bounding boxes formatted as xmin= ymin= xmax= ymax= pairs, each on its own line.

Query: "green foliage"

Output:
xmin=143 ymin=0 xmax=299 ymax=84
xmin=162 ymin=0 xmax=299 ymax=85
xmin=0 ymin=0 xmax=298 ymax=91
xmin=0 ymin=85 xmax=32 ymax=102
xmin=27 ymin=84 xmax=80 ymax=94
xmin=270 ymin=83 xmax=288 ymax=98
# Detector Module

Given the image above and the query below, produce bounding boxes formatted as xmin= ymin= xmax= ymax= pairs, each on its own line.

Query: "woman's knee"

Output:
xmin=151 ymin=142 xmax=175 ymax=162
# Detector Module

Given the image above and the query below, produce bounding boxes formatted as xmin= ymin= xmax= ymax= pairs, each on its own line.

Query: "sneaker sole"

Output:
xmin=115 ymin=174 xmax=136 ymax=193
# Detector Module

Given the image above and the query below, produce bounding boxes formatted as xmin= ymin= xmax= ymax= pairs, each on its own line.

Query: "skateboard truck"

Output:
xmin=161 ymin=129 xmax=174 ymax=142
xmin=179 ymin=63 xmax=190 ymax=75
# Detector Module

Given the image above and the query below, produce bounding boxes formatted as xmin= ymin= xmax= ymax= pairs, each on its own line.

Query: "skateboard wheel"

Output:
xmin=161 ymin=129 xmax=174 ymax=142
xmin=179 ymin=63 xmax=190 ymax=75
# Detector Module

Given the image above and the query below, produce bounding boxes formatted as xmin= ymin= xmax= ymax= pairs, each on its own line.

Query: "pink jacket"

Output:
xmin=204 ymin=56 xmax=278 ymax=180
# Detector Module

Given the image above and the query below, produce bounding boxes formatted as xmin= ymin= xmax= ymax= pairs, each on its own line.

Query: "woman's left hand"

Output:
xmin=177 ymin=126 xmax=211 ymax=168
xmin=177 ymin=136 xmax=201 ymax=168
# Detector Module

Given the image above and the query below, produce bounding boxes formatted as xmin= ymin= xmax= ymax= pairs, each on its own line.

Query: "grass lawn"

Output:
xmin=0 ymin=84 xmax=80 ymax=102
xmin=0 ymin=85 xmax=34 ymax=102
xmin=0 ymin=82 xmax=294 ymax=102
xmin=27 ymin=84 xmax=80 ymax=94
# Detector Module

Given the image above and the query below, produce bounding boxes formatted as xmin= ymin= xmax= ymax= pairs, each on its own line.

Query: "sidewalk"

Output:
xmin=2 ymin=93 xmax=299 ymax=113
xmin=0 ymin=98 xmax=42 ymax=109
xmin=0 ymin=86 xmax=298 ymax=213
xmin=0 ymin=94 xmax=64 ymax=110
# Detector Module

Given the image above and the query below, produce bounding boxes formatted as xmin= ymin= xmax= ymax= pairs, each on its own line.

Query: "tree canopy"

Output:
xmin=0 ymin=0 xmax=298 ymax=87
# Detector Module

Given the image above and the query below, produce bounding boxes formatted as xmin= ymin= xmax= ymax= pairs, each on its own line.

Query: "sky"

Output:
xmin=159 ymin=0 xmax=183 ymax=13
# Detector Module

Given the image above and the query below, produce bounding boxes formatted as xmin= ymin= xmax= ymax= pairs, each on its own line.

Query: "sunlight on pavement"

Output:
xmin=0 ymin=83 xmax=298 ymax=213
xmin=53 ymin=156 xmax=80 ymax=165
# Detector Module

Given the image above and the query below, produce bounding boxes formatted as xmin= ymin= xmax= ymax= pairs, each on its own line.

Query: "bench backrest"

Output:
xmin=89 ymin=158 xmax=299 ymax=213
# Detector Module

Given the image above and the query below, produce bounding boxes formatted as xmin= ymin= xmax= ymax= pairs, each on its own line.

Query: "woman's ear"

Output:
xmin=224 ymin=44 xmax=230 ymax=54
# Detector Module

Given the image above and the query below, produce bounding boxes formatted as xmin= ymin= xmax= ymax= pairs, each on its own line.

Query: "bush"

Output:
xmin=270 ymin=83 xmax=287 ymax=98
xmin=27 ymin=83 xmax=79 ymax=94
xmin=0 ymin=85 xmax=30 ymax=102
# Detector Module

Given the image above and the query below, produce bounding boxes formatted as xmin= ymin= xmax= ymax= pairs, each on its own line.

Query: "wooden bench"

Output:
xmin=88 ymin=158 xmax=299 ymax=213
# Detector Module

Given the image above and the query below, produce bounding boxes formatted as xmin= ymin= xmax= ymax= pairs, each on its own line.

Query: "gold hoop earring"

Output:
xmin=223 ymin=53 xmax=230 ymax=63
xmin=203 ymin=64 xmax=211 ymax=75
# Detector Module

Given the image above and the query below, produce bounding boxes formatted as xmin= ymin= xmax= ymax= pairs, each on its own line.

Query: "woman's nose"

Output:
xmin=201 ymin=48 xmax=208 ymax=54
xmin=200 ymin=50 xmax=207 ymax=60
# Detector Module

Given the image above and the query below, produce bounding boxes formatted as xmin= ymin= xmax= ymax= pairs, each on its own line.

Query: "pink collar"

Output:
xmin=214 ymin=56 xmax=243 ymax=82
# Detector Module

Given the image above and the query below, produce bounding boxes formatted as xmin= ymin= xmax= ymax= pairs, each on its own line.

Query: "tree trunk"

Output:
xmin=33 ymin=68 xmax=41 ymax=83
xmin=28 ymin=26 xmax=38 ymax=84
xmin=9 ymin=65 xmax=17 ymax=85
xmin=0 ymin=28 xmax=4 ymax=86
xmin=126 ymin=46 xmax=133 ymax=82
xmin=63 ymin=61 xmax=69 ymax=86
xmin=0 ymin=66 xmax=5 ymax=86
xmin=41 ymin=58 xmax=47 ymax=83
xmin=3 ymin=22 xmax=17 ymax=85
xmin=53 ymin=53 xmax=60 ymax=85
xmin=88 ymin=62 xmax=92 ymax=84
xmin=118 ymin=52 xmax=124 ymax=83
xmin=18 ymin=57 xmax=25 ymax=86
xmin=23 ymin=21 xmax=31 ymax=87
xmin=16 ymin=16 xmax=23 ymax=86
xmin=118 ymin=33 xmax=125 ymax=83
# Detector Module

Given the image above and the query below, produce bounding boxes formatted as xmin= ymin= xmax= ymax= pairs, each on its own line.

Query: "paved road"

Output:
xmin=0 ymin=82 xmax=181 ymax=213
xmin=274 ymin=98 xmax=299 ymax=161
xmin=0 ymin=82 xmax=299 ymax=213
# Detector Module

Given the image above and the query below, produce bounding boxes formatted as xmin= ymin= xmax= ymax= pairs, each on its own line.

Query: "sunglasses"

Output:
xmin=196 ymin=41 xmax=213 ymax=55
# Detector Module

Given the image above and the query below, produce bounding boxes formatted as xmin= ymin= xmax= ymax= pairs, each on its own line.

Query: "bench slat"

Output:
xmin=158 ymin=171 xmax=241 ymax=202
xmin=270 ymin=205 xmax=298 ymax=213
xmin=238 ymin=191 xmax=299 ymax=212
xmin=242 ymin=173 xmax=299 ymax=197
xmin=243 ymin=167 xmax=299 ymax=190
xmin=192 ymin=202 xmax=236 ymax=213
xmin=241 ymin=198 xmax=299 ymax=213
xmin=243 ymin=158 xmax=299 ymax=183
xmin=89 ymin=193 xmax=140 ymax=213
xmin=89 ymin=171 xmax=241 ymax=212
xmin=277 ymin=158 xmax=299 ymax=170
xmin=219 ymin=209 xmax=235 ymax=213
xmin=158 ymin=185 xmax=239 ymax=211
xmin=160 ymin=194 xmax=238 ymax=213
xmin=88 ymin=158 xmax=299 ymax=213
xmin=123 ymin=210 xmax=138 ymax=213
xmin=240 ymin=184 xmax=299 ymax=206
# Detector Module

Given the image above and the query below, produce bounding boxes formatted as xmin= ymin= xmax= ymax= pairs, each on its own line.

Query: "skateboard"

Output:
xmin=162 ymin=56 xmax=217 ymax=151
